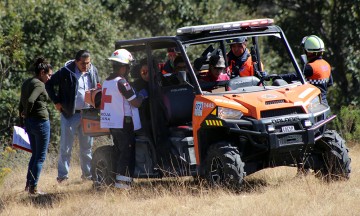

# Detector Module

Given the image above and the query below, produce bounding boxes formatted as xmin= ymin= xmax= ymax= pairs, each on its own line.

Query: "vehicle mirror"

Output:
xmin=178 ymin=71 xmax=187 ymax=84
xmin=300 ymin=54 xmax=307 ymax=65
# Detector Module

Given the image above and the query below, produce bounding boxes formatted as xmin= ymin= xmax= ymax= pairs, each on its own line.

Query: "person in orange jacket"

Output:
xmin=279 ymin=35 xmax=333 ymax=105
xmin=226 ymin=37 xmax=259 ymax=78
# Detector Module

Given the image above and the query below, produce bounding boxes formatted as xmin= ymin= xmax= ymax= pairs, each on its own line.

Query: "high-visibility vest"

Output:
xmin=306 ymin=59 xmax=331 ymax=85
xmin=100 ymin=77 xmax=141 ymax=130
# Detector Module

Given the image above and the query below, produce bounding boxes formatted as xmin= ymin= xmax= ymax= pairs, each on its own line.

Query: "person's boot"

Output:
xmin=25 ymin=182 xmax=29 ymax=192
xmin=115 ymin=175 xmax=132 ymax=190
xmin=29 ymin=185 xmax=46 ymax=195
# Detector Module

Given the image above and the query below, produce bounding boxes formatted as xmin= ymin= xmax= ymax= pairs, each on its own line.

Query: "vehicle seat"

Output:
xmin=227 ymin=76 xmax=260 ymax=90
xmin=272 ymin=79 xmax=288 ymax=86
xmin=161 ymin=84 xmax=195 ymax=127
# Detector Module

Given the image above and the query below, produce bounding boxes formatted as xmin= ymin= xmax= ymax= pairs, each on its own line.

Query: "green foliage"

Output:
xmin=48 ymin=104 xmax=61 ymax=152
xmin=16 ymin=0 xmax=124 ymax=77
xmin=0 ymin=147 xmax=16 ymax=186
xmin=0 ymin=89 xmax=21 ymax=145
xmin=0 ymin=0 xmax=127 ymax=148
xmin=0 ymin=1 xmax=25 ymax=91
xmin=233 ymin=0 xmax=360 ymax=109
xmin=104 ymin=0 xmax=251 ymax=36
xmin=333 ymin=106 xmax=360 ymax=144
xmin=0 ymin=0 xmax=359 ymax=150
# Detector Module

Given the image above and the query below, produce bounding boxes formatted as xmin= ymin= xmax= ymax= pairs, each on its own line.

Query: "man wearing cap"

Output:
xmin=100 ymin=49 xmax=146 ymax=189
xmin=199 ymin=53 xmax=230 ymax=91
xmin=227 ymin=36 xmax=258 ymax=78
xmin=46 ymin=50 xmax=100 ymax=183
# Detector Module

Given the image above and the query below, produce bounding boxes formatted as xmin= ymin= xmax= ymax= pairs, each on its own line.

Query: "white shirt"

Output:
xmin=100 ymin=77 xmax=141 ymax=130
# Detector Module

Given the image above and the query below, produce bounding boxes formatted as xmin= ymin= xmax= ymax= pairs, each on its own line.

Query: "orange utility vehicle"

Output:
xmin=87 ymin=18 xmax=350 ymax=188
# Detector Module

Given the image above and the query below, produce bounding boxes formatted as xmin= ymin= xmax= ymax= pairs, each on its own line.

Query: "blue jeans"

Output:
xmin=25 ymin=118 xmax=50 ymax=187
xmin=58 ymin=113 xmax=93 ymax=178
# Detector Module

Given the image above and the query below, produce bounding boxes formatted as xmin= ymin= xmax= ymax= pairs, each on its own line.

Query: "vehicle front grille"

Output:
xmin=261 ymin=107 xmax=305 ymax=118
xmin=265 ymin=99 xmax=286 ymax=105
xmin=278 ymin=134 xmax=303 ymax=145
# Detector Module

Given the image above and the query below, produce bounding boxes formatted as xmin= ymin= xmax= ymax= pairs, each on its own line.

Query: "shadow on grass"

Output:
xmin=0 ymin=198 xmax=4 ymax=214
xmin=241 ymin=178 xmax=269 ymax=193
xmin=21 ymin=185 xmax=95 ymax=208
xmin=20 ymin=192 xmax=66 ymax=208
xmin=92 ymin=175 xmax=271 ymax=198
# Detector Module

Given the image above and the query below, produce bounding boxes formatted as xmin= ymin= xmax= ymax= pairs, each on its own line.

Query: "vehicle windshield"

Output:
xmin=182 ymin=33 xmax=302 ymax=94
xmin=115 ymin=30 xmax=303 ymax=96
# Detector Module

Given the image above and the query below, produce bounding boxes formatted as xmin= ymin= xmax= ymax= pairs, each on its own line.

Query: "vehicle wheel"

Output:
xmin=203 ymin=142 xmax=245 ymax=189
xmin=313 ymin=130 xmax=351 ymax=180
xmin=91 ymin=145 xmax=116 ymax=187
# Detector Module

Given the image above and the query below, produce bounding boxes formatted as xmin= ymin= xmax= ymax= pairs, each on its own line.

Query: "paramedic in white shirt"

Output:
xmin=100 ymin=49 xmax=146 ymax=189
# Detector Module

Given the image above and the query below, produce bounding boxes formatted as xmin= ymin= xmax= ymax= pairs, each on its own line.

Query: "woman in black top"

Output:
xmin=19 ymin=57 xmax=53 ymax=195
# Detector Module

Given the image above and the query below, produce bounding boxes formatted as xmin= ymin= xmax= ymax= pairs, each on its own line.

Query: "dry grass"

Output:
xmin=1 ymin=145 xmax=360 ymax=216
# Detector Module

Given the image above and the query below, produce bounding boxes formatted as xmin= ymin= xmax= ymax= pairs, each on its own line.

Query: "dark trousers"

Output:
xmin=110 ymin=117 xmax=135 ymax=177
xmin=25 ymin=118 xmax=50 ymax=187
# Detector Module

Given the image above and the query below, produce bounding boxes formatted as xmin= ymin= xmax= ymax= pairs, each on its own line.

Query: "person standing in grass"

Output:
xmin=46 ymin=50 xmax=100 ymax=183
xmin=100 ymin=49 xmax=145 ymax=189
xmin=19 ymin=57 xmax=53 ymax=195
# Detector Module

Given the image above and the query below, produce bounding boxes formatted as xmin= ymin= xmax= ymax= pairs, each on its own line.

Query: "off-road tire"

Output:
xmin=314 ymin=130 xmax=351 ymax=180
xmin=91 ymin=145 xmax=116 ymax=187
xmin=204 ymin=142 xmax=245 ymax=189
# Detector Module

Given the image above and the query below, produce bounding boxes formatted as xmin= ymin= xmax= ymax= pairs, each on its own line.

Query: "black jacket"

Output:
xmin=45 ymin=60 xmax=100 ymax=118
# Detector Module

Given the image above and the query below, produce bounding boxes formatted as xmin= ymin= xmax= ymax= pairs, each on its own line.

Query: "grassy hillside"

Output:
xmin=1 ymin=145 xmax=359 ymax=216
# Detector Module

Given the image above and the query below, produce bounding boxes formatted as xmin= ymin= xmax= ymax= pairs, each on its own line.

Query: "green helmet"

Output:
xmin=301 ymin=35 xmax=325 ymax=53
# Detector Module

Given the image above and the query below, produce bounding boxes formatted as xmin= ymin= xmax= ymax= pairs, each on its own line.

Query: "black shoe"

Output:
xmin=29 ymin=186 xmax=46 ymax=195
xmin=25 ymin=182 xmax=29 ymax=192
xmin=81 ymin=175 xmax=92 ymax=181
xmin=57 ymin=176 xmax=69 ymax=183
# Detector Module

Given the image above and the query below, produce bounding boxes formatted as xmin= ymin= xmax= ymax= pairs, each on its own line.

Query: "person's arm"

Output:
xmin=117 ymin=79 xmax=144 ymax=108
xmin=303 ymin=64 xmax=314 ymax=78
xmin=328 ymin=71 xmax=334 ymax=87
xmin=278 ymin=73 xmax=299 ymax=83
xmin=129 ymin=95 xmax=144 ymax=108
xmin=92 ymin=65 xmax=101 ymax=86
xmin=18 ymin=92 xmax=24 ymax=117
xmin=45 ymin=69 xmax=61 ymax=104
xmin=18 ymin=98 xmax=24 ymax=127
xmin=24 ymin=82 xmax=44 ymax=116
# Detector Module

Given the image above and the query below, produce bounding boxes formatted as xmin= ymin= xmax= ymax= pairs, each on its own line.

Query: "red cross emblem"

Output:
xmin=100 ymin=88 xmax=112 ymax=110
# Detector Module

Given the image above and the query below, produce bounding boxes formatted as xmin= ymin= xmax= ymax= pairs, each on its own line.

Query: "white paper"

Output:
xmin=12 ymin=126 xmax=32 ymax=153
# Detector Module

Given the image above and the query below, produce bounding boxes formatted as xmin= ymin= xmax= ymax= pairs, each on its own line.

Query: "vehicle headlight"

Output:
xmin=218 ymin=107 xmax=243 ymax=120
xmin=307 ymin=96 xmax=327 ymax=113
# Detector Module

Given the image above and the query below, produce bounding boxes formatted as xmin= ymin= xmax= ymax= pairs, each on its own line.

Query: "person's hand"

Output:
xmin=19 ymin=117 xmax=25 ymax=128
xmin=232 ymin=66 xmax=240 ymax=75
xmin=55 ymin=103 xmax=62 ymax=112
xmin=269 ymin=74 xmax=281 ymax=80
xmin=138 ymin=89 xmax=148 ymax=99
xmin=260 ymin=71 xmax=268 ymax=77
xmin=264 ymin=74 xmax=281 ymax=81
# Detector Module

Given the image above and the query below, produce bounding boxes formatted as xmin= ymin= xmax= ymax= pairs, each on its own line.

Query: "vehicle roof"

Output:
xmin=115 ymin=21 xmax=283 ymax=51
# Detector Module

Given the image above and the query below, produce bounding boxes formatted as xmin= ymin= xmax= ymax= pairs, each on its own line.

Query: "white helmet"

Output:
xmin=108 ymin=49 xmax=134 ymax=65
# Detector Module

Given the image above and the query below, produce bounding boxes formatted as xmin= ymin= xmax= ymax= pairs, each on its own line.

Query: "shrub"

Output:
xmin=0 ymin=147 xmax=16 ymax=186
xmin=333 ymin=105 xmax=360 ymax=145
